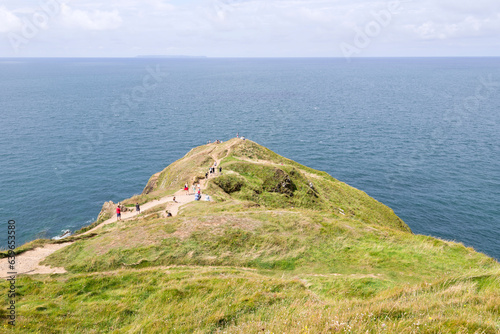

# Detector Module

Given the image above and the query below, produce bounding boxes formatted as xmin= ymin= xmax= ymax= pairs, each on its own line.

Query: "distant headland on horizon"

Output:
xmin=136 ymin=55 xmax=208 ymax=59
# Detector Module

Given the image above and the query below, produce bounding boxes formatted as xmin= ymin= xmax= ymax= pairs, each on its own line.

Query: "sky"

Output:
xmin=0 ymin=0 xmax=499 ymax=57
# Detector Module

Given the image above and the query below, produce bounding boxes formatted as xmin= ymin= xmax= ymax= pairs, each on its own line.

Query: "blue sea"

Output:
xmin=1 ymin=58 xmax=499 ymax=260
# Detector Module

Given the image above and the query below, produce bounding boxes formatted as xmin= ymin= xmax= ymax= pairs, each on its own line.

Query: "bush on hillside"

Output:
xmin=213 ymin=174 xmax=245 ymax=194
xmin=262 ymin=168 xmax=297 ymax=196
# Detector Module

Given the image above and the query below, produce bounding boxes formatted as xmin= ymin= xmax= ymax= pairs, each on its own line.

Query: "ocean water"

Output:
xmin=1 ymin=58 xmax=499 ymax=260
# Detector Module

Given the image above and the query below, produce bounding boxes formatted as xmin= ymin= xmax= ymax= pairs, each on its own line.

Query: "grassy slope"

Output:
xmin=2 ymin=139 xmax=499 ymax=333
xmin=3 ymin=267 xmax=499 ymax=333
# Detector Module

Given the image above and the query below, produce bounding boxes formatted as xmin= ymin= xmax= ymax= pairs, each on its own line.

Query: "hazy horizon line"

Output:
xmin=1 ymin=56 xmax=500 ymax=59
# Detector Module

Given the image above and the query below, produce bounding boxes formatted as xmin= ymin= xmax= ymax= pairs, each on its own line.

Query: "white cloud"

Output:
xmin=400 ymin=1 xmax=500 ymax=41
xmin=60 ymin=3 xmax=122 ymax=31
xmin=143 ymin=0 xmax=176 ymax=11
xmin=0 ymin=6 xmax=22 ymax=32
xmin=0 ymin=0 xmax=499 ymax=57
xmin=437 ymin=0 xmax=500 ymax=16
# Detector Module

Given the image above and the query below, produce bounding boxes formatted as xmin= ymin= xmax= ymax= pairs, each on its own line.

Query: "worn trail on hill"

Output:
xmin=0 ymin=189 xmax=203 ymax=278
xmin=1 ymin=140 xmax=256 ymax=278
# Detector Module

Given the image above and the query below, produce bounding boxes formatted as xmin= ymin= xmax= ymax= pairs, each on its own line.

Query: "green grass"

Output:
xmin=3 ymin=139 xmax=499 ymax=333
xmin=1 ymin=267 xmax=499 ymax=333
xmin=42 ymin=204 xmax=496 ymax=284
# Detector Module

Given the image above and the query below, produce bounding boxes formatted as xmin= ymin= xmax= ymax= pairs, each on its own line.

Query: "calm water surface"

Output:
xmin=0 ymin=58 xmax=499 ymax=260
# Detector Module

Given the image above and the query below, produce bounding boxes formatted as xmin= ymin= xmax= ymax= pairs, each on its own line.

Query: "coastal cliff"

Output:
xmin=2 ymin=139 xmax=499 ymax=333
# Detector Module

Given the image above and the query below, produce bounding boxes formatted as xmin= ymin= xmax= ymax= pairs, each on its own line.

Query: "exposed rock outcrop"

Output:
xmin=143 ymin=172 xmax=161 ymax=194
xmin=97 ymin=201 xmax=116 ymax=222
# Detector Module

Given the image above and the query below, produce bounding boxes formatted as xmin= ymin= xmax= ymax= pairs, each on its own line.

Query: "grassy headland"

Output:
xmin=2 ymin=139 xmax=499 ymax=333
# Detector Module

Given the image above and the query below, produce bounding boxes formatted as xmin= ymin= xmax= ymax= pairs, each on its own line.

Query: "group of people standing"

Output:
xmin=207 ymin=134 xmax=247 ymax=145
xmin=116 ymin=202 xmax=140 ymax=221
xmin=205 ymin=162 xmax=222 ymax=179
xmin=116 ymin=161 xmax=225 ymax=222
xmin=184 ymin=183 xmax=202 ymax=196
xmin=182 ymin=161 xmax=222 ymax=199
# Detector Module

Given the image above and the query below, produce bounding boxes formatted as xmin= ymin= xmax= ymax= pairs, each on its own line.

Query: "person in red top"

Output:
xmin=116 ymin=205 xmax=121 ymax=221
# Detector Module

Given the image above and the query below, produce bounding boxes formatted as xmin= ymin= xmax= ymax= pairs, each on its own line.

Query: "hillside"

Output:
xmin=2 ymin=139 xmax=499 ymax=333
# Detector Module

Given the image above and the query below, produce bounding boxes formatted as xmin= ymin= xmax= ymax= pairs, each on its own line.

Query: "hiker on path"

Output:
xmin=135 ymin=203 xmax=140 ymax=213
xmin=116 ymin=205 xmax=121 ymax=221
xmin=184 ymin=183 xmax=189 ymax=195
xmin=173 ymin=196 xmax=177 ymax=203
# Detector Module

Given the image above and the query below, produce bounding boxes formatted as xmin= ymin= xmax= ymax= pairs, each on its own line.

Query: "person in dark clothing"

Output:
xmin=135 ymin=203 xmax=140 ymax=213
